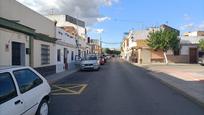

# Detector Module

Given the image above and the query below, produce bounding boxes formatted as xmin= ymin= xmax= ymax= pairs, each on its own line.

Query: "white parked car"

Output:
xmin=80 ymin=54 xmax=100 ymax=71
xmin=0 ymin=66 xmax=51 ymax=115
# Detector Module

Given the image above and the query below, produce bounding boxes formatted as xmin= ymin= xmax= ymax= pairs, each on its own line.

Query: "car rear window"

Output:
xmin=0 ymin=72 xmax=17 ymax=104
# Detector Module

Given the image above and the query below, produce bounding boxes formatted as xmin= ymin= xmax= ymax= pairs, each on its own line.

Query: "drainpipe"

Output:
xmin=29 ymin=35 xmax=34 ymax=67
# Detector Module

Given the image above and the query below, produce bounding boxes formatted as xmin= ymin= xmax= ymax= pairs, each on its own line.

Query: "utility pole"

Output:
xmin=100 ymin=33 xmax=102 ymax=55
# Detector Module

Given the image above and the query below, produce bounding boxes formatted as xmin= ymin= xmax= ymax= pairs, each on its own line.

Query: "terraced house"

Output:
xmin=0 ymin=0 xmax=57 ymax=76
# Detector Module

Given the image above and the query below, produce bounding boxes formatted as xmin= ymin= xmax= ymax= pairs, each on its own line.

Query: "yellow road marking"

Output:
xmin=77 ymin=84 xmax=88 ymax=94
xmin=51 ymin=84 xmax=88 ymax=95
xmin=52 ymin=85 xmax=78 ymax=93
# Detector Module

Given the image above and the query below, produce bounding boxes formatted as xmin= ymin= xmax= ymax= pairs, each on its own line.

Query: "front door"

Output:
xmin=64 ymin=48 xmax=68 ymax=70
xmin=12 ymin=42 xmax=25 ymax=66
xmin=189 ymin=48 xmax=197 ymax=63
xmin=12 ymin=42 xmax=21 ymax=65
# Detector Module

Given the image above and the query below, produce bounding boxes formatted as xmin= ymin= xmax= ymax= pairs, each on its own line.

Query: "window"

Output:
xmin=13 ymin=69 xmax=43 ymax=93
xmin=41 ymin=44 xmax=50 ymax=65
xmin=57 ymin=49 xmax=61 ymax=62
xmin=0 ymin=73 xmax=17 ymax=104
xmin=58 ymin=31 xmax=63 ymax=35
xmin=71 ymin=51 xmax=74 ymax=61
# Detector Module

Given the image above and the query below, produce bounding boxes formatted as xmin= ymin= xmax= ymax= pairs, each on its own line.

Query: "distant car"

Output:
xmin=80 ymin=55 xmax=100 ymax=71
xmin=0 ymin=66 xmax=51 ymax=115
xmin=106 ymin=55 xmax=111 ymax=60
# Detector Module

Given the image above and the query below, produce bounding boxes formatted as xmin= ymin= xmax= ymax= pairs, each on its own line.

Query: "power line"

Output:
xmin=101 ymin=41 xmax=121 ymax=45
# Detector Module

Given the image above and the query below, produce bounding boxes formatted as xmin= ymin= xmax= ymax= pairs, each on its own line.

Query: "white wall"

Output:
xmin=55 ymin=27 xmax=79 ymax=73
xmin=180 ymin=45 xmax=197 ymax=55
xmin=47 ymin=15 xmax=85 ymax=38
xmin=0 ymin=0 xmax=55 ymax=37
xmin=189 ymin=32 xmax=198 ymax=37
xmin=56 ymin=27 xmax=76 ymax=45
xmin=0 ymin=27 xmax=30 ymax=66
xmin=180 ymin=46 xmax=189 ymax=55
xmin=32 ymin=39 xmax=56 ymax=68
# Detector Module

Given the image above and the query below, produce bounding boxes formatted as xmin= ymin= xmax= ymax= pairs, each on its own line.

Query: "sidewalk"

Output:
xmin=45 ymin=68 xmax=79 ymax=84
xmin=131 ymin=62 xmax=204 ymax=108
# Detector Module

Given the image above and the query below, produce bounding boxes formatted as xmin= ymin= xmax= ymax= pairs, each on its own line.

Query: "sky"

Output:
xmin=17 ymin=0 xmax=204 ymax=48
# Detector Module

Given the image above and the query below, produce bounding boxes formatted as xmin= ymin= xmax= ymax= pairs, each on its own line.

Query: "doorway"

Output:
xmin=12 ymin=42 xmax=25 ymax=66
xmin=64 ymin=48 xmax=68 ymax=70
xmin=189 ymin=48 xmax=197 ymax=63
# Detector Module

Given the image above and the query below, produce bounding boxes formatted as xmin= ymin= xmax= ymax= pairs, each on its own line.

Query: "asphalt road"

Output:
xmin=49 ymin=58 xmax=204 ymax=115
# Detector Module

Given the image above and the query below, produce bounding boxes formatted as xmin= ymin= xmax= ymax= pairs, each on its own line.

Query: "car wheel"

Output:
xmin=36 ymin=99 xmax=49 ymax=115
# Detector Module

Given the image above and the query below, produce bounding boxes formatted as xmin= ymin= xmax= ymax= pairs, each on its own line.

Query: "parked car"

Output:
xmin=80 ymin=54 xmax=100 ymax=71
xmin=198 ymin=57 xmax=204 ymax=66
xmin=198 ymin=51 xmax=204 ymax=66
xmin=0 ymin=66 xmax=51 ymax=115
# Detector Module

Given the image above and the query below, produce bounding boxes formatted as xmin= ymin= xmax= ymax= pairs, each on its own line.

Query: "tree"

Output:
xmin=103 ymin=48 xmax=111 ymax=54
xmin=147 ymin=29 xmax=179 ymax=64
xmin=103 ymin=48 xmax=121 ymax=55
xmin=198 ymin=39 xmax=204 ymax=51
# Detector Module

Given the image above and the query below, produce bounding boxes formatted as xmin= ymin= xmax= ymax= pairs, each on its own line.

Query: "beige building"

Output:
xmin=89 ymin=39 xmax=102 ymax=54
xmin=121 ymin=25 xmax=180 ymax=64
xmin=0 ymin=0 xmax=57 ymax=76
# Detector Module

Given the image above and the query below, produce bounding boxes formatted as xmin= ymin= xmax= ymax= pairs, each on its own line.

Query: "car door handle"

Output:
xmin=15 ymin=100 xmax=23 ymax=105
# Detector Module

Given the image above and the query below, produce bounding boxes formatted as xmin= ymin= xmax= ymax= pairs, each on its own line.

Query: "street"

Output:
xmin=49 ymin=58 xmax=204 ymax=115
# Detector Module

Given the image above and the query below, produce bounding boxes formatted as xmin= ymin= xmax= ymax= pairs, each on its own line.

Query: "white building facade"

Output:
xmin=55 ymin=27 xmax=78 ymax=73
xmin=0 ymin=0 xmax=57 ymax=76
xmin=47 ymin=15 xmax=91 ymax=59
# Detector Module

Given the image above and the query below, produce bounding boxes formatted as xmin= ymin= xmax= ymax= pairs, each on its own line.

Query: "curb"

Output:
xmin=127 ymin=61 xmax=204 ymax=109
